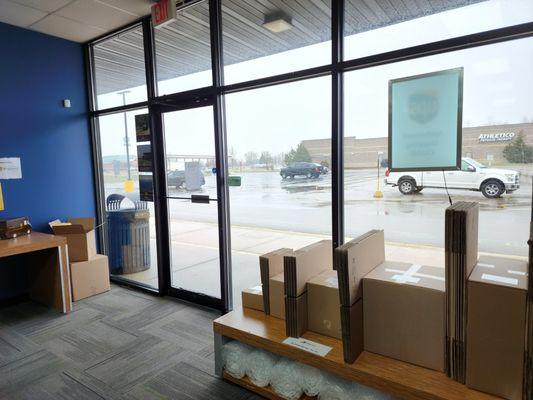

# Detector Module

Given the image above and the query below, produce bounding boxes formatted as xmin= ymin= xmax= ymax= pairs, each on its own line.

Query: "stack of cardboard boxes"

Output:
xmin=445 ymin=202 xmax=479 ymax=382
xmin=335 ymin=230 xmax=384 ymax=363
xmin=50 ymin=218 xmax=110 ymax=301
xmin=466 ymin=255 xmax=528 ymax=400
xmin=284 ymin=240 xmax=332 ymax=337
xmin=240 ymin=206 xmax=531 ymax=399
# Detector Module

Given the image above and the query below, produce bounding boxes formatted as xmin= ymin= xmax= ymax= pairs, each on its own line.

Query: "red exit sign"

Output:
xmin=152 ymin=0 xmax=176 ymax=28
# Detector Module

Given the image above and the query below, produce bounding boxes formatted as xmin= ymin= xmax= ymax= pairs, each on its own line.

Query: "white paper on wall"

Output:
xmin=0 ymin=158 xmax=22 ymax=179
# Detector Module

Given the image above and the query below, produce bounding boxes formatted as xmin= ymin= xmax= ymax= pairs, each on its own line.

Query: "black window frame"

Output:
xmin=85 ymin=0 xmax=533 ymax=313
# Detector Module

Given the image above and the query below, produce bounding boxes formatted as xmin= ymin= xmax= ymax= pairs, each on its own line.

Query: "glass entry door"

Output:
xmin=162 ymin=106 xmax=222 ymax=301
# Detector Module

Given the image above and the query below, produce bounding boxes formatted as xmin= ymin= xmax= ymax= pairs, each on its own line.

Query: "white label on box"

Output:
xmin=325 ymin=276 xmax=338 ymax=287
xmin=249 ymin=285 xmax=262 ymax=293
xmin=508 ymin=270 xmax=527 ymax=276
xmin=481 ymin=273 xmax=518 ymax=286
xmin=282 ymin=337 xmax=332 ymax=357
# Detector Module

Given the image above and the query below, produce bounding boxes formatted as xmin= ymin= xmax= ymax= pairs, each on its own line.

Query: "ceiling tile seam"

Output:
xmin=26 ymin=0 xmax=78 ymax=29
xmin=94 ymin=0 xmax=145 ymax=17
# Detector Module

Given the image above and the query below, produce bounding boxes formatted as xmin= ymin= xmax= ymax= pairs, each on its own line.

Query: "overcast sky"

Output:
xmin=99 ymin=0 xmax=533 ymax=161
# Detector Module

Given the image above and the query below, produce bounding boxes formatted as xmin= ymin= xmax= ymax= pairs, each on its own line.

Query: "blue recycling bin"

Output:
xmin=106 ymin=199 xmax=151 ymax=275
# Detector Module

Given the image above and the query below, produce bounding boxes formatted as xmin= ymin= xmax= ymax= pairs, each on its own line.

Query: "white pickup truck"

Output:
xmin=384 ymin=157 xmax=520 ymax=198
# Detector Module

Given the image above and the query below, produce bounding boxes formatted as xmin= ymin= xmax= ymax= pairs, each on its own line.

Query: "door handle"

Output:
xmin=191 ymin=195 xmax=210 ymax=204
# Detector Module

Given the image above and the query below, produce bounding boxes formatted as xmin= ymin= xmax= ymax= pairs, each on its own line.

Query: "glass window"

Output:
xmin=154 ymin=0 xmax=212 ymax=96
xmin=226 ymin=76 xmax=332 ymax=306
xmin=93 ymin=25 xmax=147 ymax=110
xmin=98 ymin=109 xmax=159 ymax=289
xmin=221 ymin=0 xmax=331 ymax=84
xmin=344 ymin=37 xmax=533 ymax=260
xmin=344 ymin=0 xmax=533 ymax=61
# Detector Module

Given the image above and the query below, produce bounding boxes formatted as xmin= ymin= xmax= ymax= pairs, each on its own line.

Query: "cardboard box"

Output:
xmin=50 ymin=217 xmax=97 ymax=262
xmin=284 ymin=240 xmax=332 ymax=297
xmin=363 ymin=261 xmax=445 ymax=371
xmin=70 ymin=254 xmax=110 ymax=301
xmin=260 ymin=248 xmax=292 ymax=314
xmin=466 ymin=256 xmax=528 ymax=400
xmin=241 ymin=285 xmax=264 ymax=312
xmin=269 ymin=273 xmax=285 ymax=320
xmin=340 ymin=299 xmax=363 ymax=363
xmin=307 ymin=270 xmax=341 ymax=339
xmin=335 ymin=230 xmax=384 ymax=307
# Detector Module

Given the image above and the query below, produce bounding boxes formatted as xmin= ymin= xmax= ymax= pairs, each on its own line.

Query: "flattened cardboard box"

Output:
xmin=307 ymin=270 xmax=341 ymax=339
xmin=70 ymin=254 xmax=110 ymax=301
xmin=242 ymin=285 xmax=264 ymax=312
xmin=50 ymin=217 xmax=97 ymax=262
xmin=285 ymin=292 xmax=308 ymax=337
xmin=260 ymin=248 xmax=292 ymax=314
xmin=284 ymin=240 xmax=332 ymax=297
xmin=363 ymin=261 xmax=445 ymax=372
xmin=444 ymin=202 xmax=479 ymax=382
xmin=340 ymin=299 xmax=363 ymax=363
xmin=269 ymin=273 xmax=285 ymax=320
xmin=335 ymin=230 xmax=384 ymax=307
xmin=466 ymin=256 xmax=528 ymax=400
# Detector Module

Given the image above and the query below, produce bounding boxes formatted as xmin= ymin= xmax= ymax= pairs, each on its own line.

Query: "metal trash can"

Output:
xmin=106 ymin=198 xmax=151 ymax=275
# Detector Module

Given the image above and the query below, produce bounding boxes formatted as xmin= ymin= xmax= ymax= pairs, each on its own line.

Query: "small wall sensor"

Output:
xmin=63 ymin=99 xmax=71 ymax=108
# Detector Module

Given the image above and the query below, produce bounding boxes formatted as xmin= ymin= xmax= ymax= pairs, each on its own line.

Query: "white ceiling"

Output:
xmin=0 ymin=0 xmax=153 ymax=42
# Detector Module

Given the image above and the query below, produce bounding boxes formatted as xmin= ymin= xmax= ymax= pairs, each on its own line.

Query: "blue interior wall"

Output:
xmin=0 ymin=22 xmax=95 ymax=300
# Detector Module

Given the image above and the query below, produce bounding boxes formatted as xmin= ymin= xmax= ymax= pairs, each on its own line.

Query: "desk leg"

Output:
xmin=28 ymin=246 xmax=72 ymax=314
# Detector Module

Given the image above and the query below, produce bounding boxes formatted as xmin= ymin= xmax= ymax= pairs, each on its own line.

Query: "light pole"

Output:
xmin=374 ymin=151 xmax=384 ymax=199
xmin=117 ymin=90 xmax=131 ymax=180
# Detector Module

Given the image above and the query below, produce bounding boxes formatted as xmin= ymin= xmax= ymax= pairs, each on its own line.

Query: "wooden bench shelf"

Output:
xmin=213 ymin=307 xmax=501 ymax=400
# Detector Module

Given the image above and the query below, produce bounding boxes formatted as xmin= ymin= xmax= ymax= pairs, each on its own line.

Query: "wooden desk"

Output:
xmin=213 ymin=307 xmax=500 ymax=400
xmin=0 ymin=232 xmax=72 ymax=313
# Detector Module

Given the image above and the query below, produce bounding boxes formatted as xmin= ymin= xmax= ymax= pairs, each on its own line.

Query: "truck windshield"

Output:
xmin=464 ymin=157 xmax=486 ymax=169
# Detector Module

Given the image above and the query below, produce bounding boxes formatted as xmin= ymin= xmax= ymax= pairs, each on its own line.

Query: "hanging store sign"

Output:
xmin=152 ymin=0 xmax=176 ymax=28
xmin=478 ymin=132 xmax=515 ymax=142
xmin=388 ymin=68 xmax=463 ymax=172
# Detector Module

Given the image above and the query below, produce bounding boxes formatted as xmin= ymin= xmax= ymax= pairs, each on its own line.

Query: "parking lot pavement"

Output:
xmin=105 ymin=168 xmax=531 ymax=259
xmin=166 ymin=169 xmax=531 ymax=257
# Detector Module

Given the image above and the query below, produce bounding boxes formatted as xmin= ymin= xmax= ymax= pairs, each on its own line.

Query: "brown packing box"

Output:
xmin=340 ymin=299 xmax=363 ymax=363
xmin=363 ymin=261 xmax=445 ymax=372
xmin=335 ymin=230 xmax=384 ymax=307
xmin=70 ymin=254 xmax=110 ymax=301
xmin=241 ymin=285 xmax=264 ymax=312
xmin=50 ymin=217 xmax=97 ymax=262
xmin=284 ymin=240 xmax=332 ymax=297
xmin=307 ymin=270 xmax=341 ymax=339
xmin=269 ymin=273 xmax=285 ymax=320
xmin=285 ymin=292 xmax=308 ymax=337
xmin=466 ymin=256 xmax=528 ymax=400
xmin=260 ymin=248 xmax=292 ymax=314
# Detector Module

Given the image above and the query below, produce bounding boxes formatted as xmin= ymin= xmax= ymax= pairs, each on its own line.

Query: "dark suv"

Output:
xmin=167 ymin=170 xmax=206 ymax=188
xmin=280 ymin=162 xmax=321 ymax=179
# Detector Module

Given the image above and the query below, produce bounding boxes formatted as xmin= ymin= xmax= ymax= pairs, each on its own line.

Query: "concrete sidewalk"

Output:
xmin=124 ymin=220 xmax=523 ymax=306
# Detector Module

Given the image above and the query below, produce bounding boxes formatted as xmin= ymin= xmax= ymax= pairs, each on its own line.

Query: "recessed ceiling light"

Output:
xmin=263 ymin=11 xmax=292 ymax=33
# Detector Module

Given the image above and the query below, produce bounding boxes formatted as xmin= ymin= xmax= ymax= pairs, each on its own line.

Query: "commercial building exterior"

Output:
xmin=303 ymin=122 xmax=533 ymax=168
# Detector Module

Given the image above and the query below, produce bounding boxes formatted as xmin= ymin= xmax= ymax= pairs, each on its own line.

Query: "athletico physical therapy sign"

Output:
xmin=388 ymin=68 xmax=464 ymax=172
xmin=152 ymin=0 xmax=176 ymax=28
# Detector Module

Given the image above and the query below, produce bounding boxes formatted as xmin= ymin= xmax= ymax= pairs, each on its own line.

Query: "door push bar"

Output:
xmin=191 ymin=195 xmax=210 ymax=204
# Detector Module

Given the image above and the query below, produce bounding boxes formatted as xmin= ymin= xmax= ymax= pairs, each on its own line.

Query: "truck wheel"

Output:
xmin=398 ymin=178 xmax=416 ymax=195
xmin=306 ymin=172 xmax=312 ymax=179
xmin=481 ymin=180 xmax=504 ymax=198
xmin=281 ymin=173 xmax=287 ymax=179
